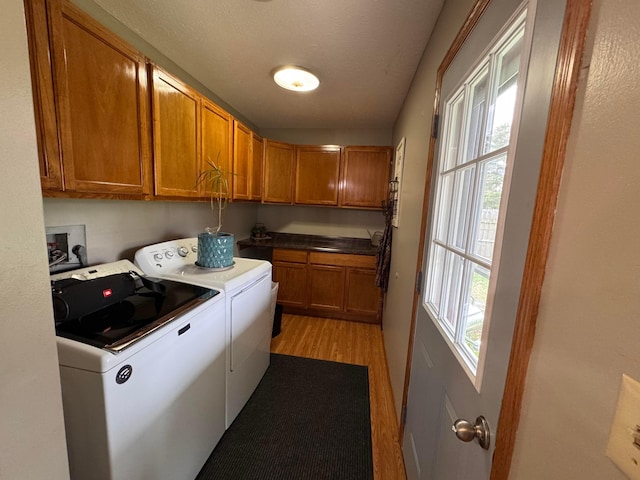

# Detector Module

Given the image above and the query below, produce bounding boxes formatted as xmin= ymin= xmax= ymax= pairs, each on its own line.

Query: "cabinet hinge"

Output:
xmin=416 ymin=270 xmax=423 ymax=294
xmin=432 ymin=114 xmax=440 ymax=139
xmin=401 ymin=404 xmax=408 ymax=425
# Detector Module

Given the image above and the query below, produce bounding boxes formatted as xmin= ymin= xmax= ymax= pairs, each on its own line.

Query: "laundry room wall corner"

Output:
xmin=1 ymin=0 xmax=70 ymax=478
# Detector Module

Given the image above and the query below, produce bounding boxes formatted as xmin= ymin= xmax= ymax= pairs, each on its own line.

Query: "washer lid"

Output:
xmin=56 ymin=279 xmax=220 ymax=353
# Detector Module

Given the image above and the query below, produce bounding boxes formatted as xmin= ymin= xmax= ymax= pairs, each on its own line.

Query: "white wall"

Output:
xmin=260 ymin=128 xmax=392 ymax=146
xmin=257 ymin=204 xmax=385 ymax=239
xmin=384 ymin=0 xmax=474 ymax=419
xmin=43 ymin=199 xmax=258 ymax=263
xmin=510 ymin=0 xmax=640 ymax=477
xmin=0 ymin=1 xmax=70 ymax=478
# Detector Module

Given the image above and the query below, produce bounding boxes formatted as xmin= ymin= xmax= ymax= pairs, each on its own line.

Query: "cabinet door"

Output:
xmin=263 ymin=140 xmax=295 ymax=204
xmin=24 ymin=0 xmax=63 ymax=191
xmin=340 ymin=146 xmax=392 ymax=208
xmin=345 ymin=268 xmax=381 ymax=318
xmin=49 ymin=0 xmax=152 ymax=195
xmin=295 ymin=145 xmax=341 ymax=206
xmin=272 ymin=261 xmax=307 ymax=307
xmin=152 ymin=67 xmax=201 ymax=198
xmin=308 ymin=264 xmax=346 ymax=312
xmin=250 ymin=134 xmax=264 ymax=201
xmin=202 ymin=99 xmax=232 ymax=199
xmin=232 ymin=120 xmax=252 ymax=201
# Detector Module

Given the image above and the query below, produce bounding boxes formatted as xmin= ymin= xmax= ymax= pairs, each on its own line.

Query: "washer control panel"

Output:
xmin=135 ymin=238 xmax=200 ymax=273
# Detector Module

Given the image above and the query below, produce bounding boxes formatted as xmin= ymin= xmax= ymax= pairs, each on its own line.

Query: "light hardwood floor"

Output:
xmin=270 ymin=314 xmax=407 ymax=480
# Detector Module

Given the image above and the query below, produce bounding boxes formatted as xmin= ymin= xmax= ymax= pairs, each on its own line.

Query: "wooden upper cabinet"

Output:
xmin=151 ymin=66 xmax=201 ymax=198
xmin=232 ymin=121 xmax=262 ymax=202
xmin=295 ymin=145 xmax=341 ymax=206
xmin=202 ymin=98 xmax=233 ymax=198
xmin=340 ymin=146 xmax=392 ymax=209
xmin=250 ymin=134 xmax=264 ymax=201
xmin=232 ymin=120 xmax=252 ymax=201
xmin=263 ymin=140 xmax=295 ymax=204
xmin=31 ymin=0 xmax=152 ymax=195
xmin=24 ymin=0 xmax=63 ymax=191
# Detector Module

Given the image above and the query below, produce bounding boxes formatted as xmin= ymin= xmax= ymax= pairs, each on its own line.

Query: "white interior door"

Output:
xmin=403 ymin=0 xmax=568 ymax=478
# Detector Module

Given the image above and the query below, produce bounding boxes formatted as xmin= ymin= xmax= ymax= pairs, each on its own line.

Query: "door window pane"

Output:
xmin=450 ymin=166 xmax=475 ymax=250
xmin=434 ymin=172 xmax=454 ymax=243
xmin=464 ymin=65 xmax=489 ymax=163
xmin=471 ymin=154 xmax=507 ymax=261
xmin=484 ymin=29 xmax=524 ymax=154
xmin=426 ymin=244 xmax=446 ymax=314
xmin=460 ymin=264 xmax=490 ymax=362
xmin=443 ymin=92 xmax=465 ymax=171
xmin=441 ymin=251 xmax=464 ymax=334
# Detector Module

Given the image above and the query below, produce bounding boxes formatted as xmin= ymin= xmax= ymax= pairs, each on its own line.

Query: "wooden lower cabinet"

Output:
xmin=345 ymin=268 xmax=380 ymax=316
xmin=272 ymin=249 xmax=308 ymax=308
xmin=308 ymin=265 xmax=345 ymax=312
xmin=273 ymin=248 xmax=381 ymax=324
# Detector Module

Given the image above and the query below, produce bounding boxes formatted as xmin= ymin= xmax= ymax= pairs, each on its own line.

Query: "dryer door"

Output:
xmin=229 ymin=272 xmax=272 ymax=372
xmin=226 ymin=272 xmax=272 ymax=427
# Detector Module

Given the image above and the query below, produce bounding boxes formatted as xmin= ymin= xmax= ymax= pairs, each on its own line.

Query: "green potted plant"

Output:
xmin=195 ymin=157 xmax=234 ymax=268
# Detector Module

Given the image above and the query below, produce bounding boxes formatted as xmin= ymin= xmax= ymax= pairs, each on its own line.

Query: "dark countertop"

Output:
xmin=237 ymin=232 xmax=378 ymax=256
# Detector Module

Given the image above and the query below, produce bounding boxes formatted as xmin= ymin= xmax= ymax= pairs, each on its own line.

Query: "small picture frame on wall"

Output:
xmin=392 ymin=137 xmax=406 ymax=228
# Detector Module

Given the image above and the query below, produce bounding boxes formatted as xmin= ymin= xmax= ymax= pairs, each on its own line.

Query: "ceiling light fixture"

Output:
xmin=272 ymin=66 xmax=319 ymax=92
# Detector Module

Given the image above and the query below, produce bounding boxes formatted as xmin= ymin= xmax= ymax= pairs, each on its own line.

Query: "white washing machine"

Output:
xmin=51 ymin=260 xmax=226 ymax=480
xmin=135 ymin=237 xmax=273 ymax=428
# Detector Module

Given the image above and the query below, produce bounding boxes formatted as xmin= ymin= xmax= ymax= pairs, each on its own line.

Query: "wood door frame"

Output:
xmin=399 ymin=0 xmax=591 ymax=478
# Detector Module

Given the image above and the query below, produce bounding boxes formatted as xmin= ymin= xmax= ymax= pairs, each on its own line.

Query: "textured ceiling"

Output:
xmin=91 ymin=0 xmax=444 ymax=130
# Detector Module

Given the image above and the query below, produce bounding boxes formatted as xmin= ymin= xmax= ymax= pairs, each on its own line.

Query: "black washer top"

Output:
xmin=55 ymin=278 xmax=219 ymax=351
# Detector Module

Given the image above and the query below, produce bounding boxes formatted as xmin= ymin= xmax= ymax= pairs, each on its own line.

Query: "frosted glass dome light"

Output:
xmin=273 ymin=66 xmax=319 ymax=92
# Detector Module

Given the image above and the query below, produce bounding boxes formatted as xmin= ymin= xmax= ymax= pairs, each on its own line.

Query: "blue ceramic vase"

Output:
xmin=197 ymin=232 xmax=234 ymax=268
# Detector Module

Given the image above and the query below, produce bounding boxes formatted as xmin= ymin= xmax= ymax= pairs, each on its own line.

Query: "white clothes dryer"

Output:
xmin=135 ymin=238 xmax=273 ymax=428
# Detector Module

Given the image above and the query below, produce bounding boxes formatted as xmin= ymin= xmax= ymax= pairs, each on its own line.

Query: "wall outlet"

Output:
xmin=606 ymin=374 xmax=640 ymax=479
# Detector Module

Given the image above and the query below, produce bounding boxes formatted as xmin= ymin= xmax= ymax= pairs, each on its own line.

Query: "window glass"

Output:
xmin=443 ymin=92 xmax=465 ymax=171
xmin=441 ymin=251 xmax=464 ymax=334
xmin=426 ymin=244 xmax=446 ymax=315
xmin=464 ymin=64 xmax=489 ymax=163
xmin=450 ymin=166 xmax=475 ymax=250
xmin=423 ymin=12 xmax=527 ymax=374
xmin=434 ymin=173 xmax=454 ymax=243
xmin=461 ymin=264 xmax=490 ymax=360
xmin=471 ymin=154 xmax=507 ymax=261
xmin=484 ymin=29 xmax=524 ymax=154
